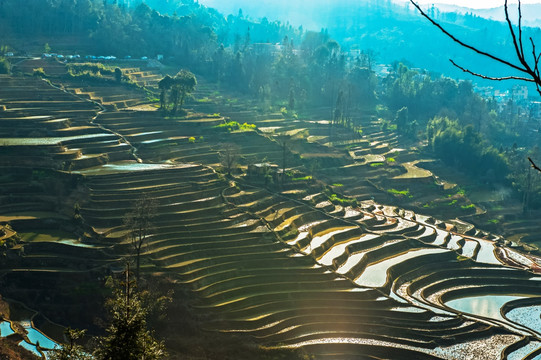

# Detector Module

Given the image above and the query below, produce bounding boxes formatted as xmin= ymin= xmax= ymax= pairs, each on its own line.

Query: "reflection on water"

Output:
xmin=475 ymin=239 xmax=500 ymax=265
xmin=57 ymin=239 xmax=96 ymax=248
xmin=355 ymin=248 xmax=448 ymax=288
xmin=446 ymin=295 xmax=523 ymax=321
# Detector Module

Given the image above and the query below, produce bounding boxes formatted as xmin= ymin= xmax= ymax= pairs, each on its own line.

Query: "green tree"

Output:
xmin=123 ymin=194 xmax=158 ymax=283
xmin=171 ymin=70 xmax=197 ymax=115
xmin=93 ymin=269 xmax=166 ymax=360
xmin=158 ymin=75 xmax=173 ymax=111
xmin=395 ymin=107 xmax=407 ymax=131
xmin=114 ymin=67 xmax=122 ymax=83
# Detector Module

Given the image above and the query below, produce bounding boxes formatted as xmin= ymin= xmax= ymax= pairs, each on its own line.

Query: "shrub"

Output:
xmin=461 ymin=204 xmax=475 ymax=210
xmin=0 ymin=57 xmax=10 ymax=74
xmin=67 ymin=62 xmax=115 ymax=76
xmin=188 ymin=136 xmax=196 ymax=143
xmin=292 ymin=175 xmax=312 ymax=181
xmin=114 ymin=67 xmax=122 ymax=83
xmin=214 ymin=121 xmax=256 ymax=132
xmin=328 ymin=193 xmax=357 ymax=207
xmin=387 ymin=188 xmax=413 ymax=198
xmin=33 ymin=67 xmax=46 ymax=77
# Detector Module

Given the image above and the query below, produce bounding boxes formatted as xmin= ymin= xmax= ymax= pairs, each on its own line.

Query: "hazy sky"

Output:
xmin=411 ymin=0 xmax=541 ymax=8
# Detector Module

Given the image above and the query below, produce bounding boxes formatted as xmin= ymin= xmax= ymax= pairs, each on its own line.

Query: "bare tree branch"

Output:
xmin=529 ymin=157 xmax=541 ymax=172
xmin=518 ymin=0 xmax=525 ymax=58
xmin=449 ymin=59 xmax=535 ymax=82
xmin=410 ymin=0 xmax=541 ymax=97
xmin=504 ymin=0 xmax=525 ymax=63
xmin=410 ymin=0 xmax=528 ymax=74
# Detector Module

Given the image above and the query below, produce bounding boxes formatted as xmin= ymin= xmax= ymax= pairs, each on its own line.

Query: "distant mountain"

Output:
xmin=431 ymin=3 xmax=541 ymax=27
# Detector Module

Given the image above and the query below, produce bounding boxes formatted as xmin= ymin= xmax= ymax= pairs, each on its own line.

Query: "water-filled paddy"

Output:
xmin=319 ymin=234 xmax=381 ymax=266
xmin=445 ymin=295 xmax=524 ymax=321
xmin=20 ymin=230 xmax=96 ymax=248
xmin=19 ymin=340 xmax=41 ymax=357
xmin=0 ymin=321 xmax=14 ymax=337
xmin=354 ymin=248 xmax=448 ymax=287
xmin=460 ymin=240 xmax=477 ymax=258
xmin=506 ymin=304 xmax=541 ymax=334
xmin=21 ymin=321 xmax=58 ymax=350
xmin=506 ymin=341 xmax=541 ymax=360
xmin=72 ymin=161 xmax=190 ymax=175
xmin=475 ymin=239 xmax=500 ymax=265
xmin=0 ymin=133 xmax=112 ymax=146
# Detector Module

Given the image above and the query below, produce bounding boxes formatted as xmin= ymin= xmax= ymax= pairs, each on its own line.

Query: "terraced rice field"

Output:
xmin=3 ymin=74 xmax=541 ymax=358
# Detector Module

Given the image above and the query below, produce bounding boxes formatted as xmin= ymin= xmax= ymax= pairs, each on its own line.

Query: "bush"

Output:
xmin=328 ymin=193 xmax=357 ymax=207
xmin=214 ymin=121 xmax=256 ymax=132
xmin=387 ymin=188 xmax=413 ymax=198
xmin=0 ymin=57 xmax=10 ymax=74
xmin=33 ymin=67 xmax=46 ymax=77
xmin=114 ymin=67 xmax=122 ymax=83
xmin=67 ymin=62 xmax=115 ymax=76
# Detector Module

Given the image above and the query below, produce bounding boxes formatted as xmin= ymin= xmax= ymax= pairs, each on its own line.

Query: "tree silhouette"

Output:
xmin=123 ymin=194 xmax=158 ymax=283
xmin=158 ymin=75 xmax=173 ymax=111
xmin=219 ymin=143 xmax=240 ymax=176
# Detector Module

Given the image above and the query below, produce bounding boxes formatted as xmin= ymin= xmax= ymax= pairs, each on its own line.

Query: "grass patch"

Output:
xmin=387 ymin=188 xmax=413 ymax=198
xmin=370 ymin=162 xmax=384 ymax=167
xmin=214 ymin=121 xmax=256 ymax=132
xmin=461 ymin=204 xmax=476 ymax=210
xmin=328 ymin=193 xmax=357 ymax=207
xmin=292 ymin=175 xmax=312 ymax=181
xmin=488 ymin=219 xmax=500 ymax=224
xmin=332 ymin=183 xmax=343 ymax=187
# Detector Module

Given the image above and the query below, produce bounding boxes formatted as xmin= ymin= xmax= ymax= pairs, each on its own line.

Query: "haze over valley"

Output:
xmin=2 ymin=0 xmax=541 ymax=359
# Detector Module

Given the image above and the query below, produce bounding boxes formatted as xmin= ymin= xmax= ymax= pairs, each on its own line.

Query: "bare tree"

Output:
xmin=123 ymin=194 xmax=158 ymax=283
xmin=274 ymin=134 xmax=290 ymax=185
xmin=410 ymin=0 xmax=541 ymax=171
xmin=219 ymin=143 xmax=240 ymax=176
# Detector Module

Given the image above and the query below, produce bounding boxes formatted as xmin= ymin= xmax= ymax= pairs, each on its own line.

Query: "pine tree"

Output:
xmin=93 ymin=267 xmax=166 ymax=360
